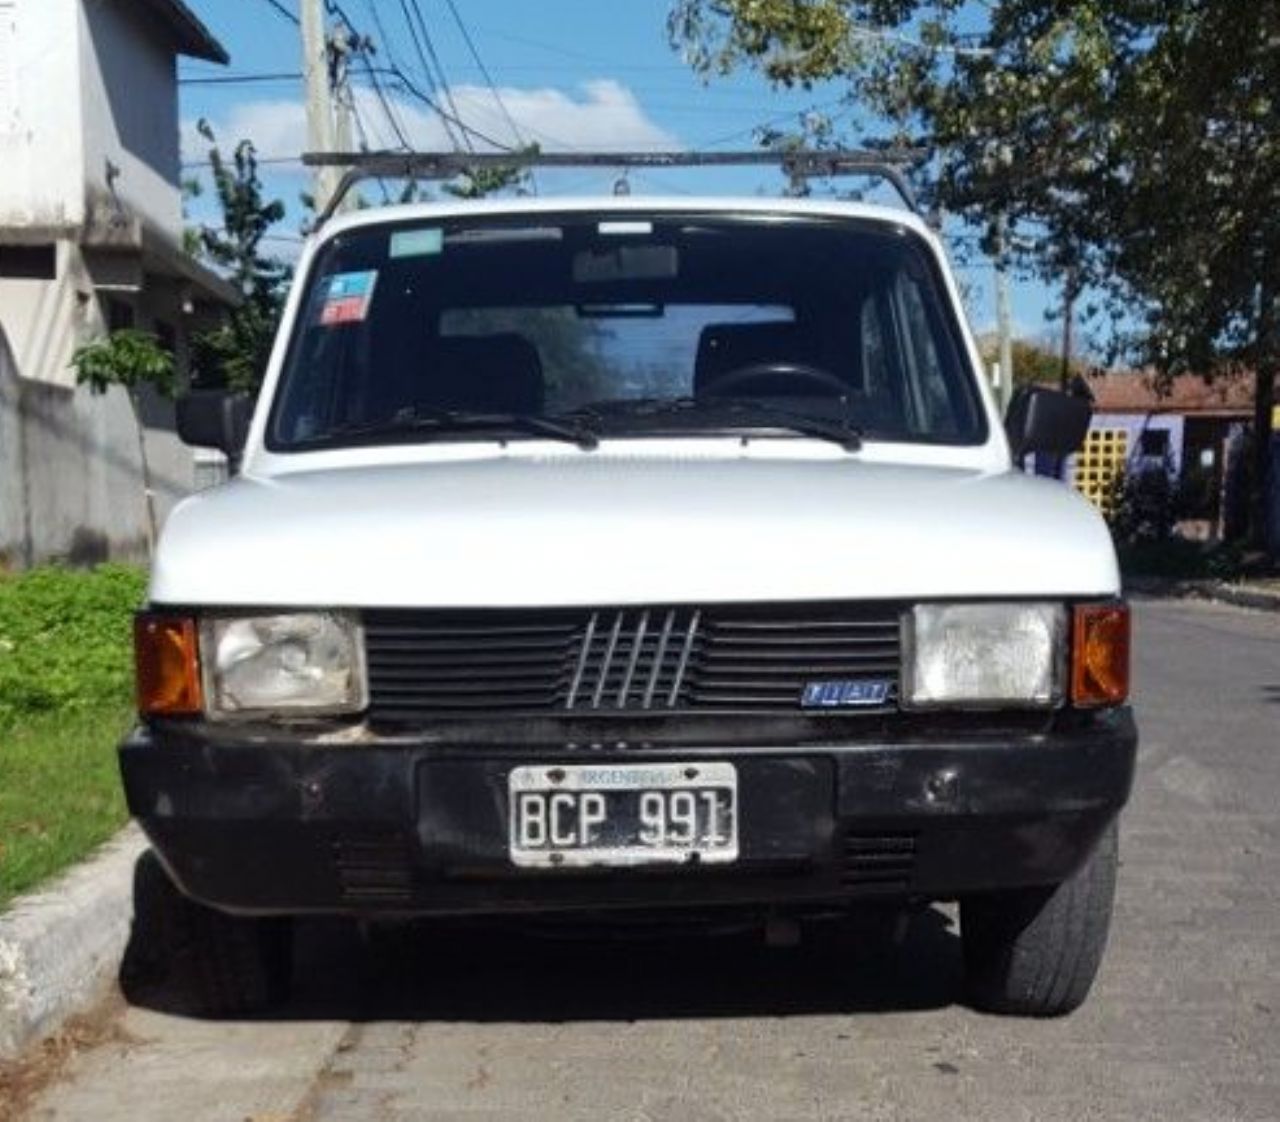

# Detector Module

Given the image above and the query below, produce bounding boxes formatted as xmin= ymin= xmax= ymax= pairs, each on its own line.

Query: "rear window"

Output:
xmin=268 ymin=213 xmax=985 ymax=450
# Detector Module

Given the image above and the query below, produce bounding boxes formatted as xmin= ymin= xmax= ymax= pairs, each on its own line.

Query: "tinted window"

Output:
xmin=269 ymin=214 xmax=985 ymax=450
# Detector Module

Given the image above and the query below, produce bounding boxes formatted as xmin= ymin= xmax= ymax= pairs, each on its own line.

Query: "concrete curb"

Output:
xmin=1127 ymin=578 xmax=1280 ymax=613
xmin=1192 ymin=581 xmax=1280 ymax=613
xmin=0 ymin=825 xmax=145 ymax=1061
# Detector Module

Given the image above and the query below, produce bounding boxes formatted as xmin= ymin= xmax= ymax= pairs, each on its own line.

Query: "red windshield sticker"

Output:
xmin=317 ymin=270 xmax=378 ymax=326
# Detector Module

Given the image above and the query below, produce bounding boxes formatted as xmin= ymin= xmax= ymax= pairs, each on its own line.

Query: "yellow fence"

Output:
xmin=1072 ymin=428 xmax=1129 ymax=516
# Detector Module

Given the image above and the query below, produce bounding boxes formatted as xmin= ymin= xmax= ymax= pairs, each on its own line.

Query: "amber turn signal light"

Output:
xmin=1071 ymin=603 xmax=1130 ymax=707
xmin=134 ymin=614 xmax=202 ymax=716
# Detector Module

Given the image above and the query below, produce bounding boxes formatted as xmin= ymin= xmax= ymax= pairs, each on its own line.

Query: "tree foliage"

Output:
xmin=70 ymin=329 xmax=177 ymax=549
xmin=70 ymin=329 xmax=176 ymax=399
xmin=977 ymin=336 xmax=1076 ymax=389
xmin=443 ymin=149 xmax=539 ymax=200
xmin=188 ymin=120 xmax=291 ymax=392
xmin=671 ymin=0 xmax=1280 ymax=546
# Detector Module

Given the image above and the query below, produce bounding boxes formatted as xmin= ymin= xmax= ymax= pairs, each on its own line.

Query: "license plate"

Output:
xmin=508 ymin=762 xmax=738 ymax=868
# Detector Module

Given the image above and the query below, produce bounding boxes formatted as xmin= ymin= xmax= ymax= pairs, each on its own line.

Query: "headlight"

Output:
xmin=904 ymin=602 xmax=1065 ymax=709
xmin=200 ymin=612 xmax=366 ymax=718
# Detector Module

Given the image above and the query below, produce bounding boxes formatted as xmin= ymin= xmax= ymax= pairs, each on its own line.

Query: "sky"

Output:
xmin=178 ymin=0 xmax=1062 ymax=343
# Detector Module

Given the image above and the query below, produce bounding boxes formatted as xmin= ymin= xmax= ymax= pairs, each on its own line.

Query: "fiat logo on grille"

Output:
xmin=801 ymin=679 xmax=892 ymax=708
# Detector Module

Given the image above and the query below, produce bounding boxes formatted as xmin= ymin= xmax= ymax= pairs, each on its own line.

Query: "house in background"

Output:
xmin=1067 ymin=371 xmax=1255 ymax=540
xmin=0 ymin=0 xmax=235 ymax=567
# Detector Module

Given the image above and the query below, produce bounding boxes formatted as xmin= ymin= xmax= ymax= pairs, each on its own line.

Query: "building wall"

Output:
xmin=79 ymin=0 xmax=183 ymax=239
xmin=0 ymin=0 xmax=213 ymax=566
xmin=0 ymin=305 xmax=197 ymax=567
xmin=0 ymin=241 xmax=95 ymax=390
xmin=0 ymin=0 xmax=86 ymax=230
xmin=1271 ymin=435 xmax=1280 ymax=554
xmin=0 ymin=0 xmax=185 ymax=390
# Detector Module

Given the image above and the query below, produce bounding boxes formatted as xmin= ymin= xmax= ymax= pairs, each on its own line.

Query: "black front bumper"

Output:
xmin=120 ymin=710 xmax=1137 ymax=917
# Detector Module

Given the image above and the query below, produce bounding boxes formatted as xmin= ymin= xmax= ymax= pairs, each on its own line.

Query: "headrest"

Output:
xmin=694 ymin=321 xmax=824 ymax=397
xmin=426 ymin=332 xmax=545 ymax=414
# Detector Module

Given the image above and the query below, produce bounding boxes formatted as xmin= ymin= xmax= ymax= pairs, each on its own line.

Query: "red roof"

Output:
xmin=1086 ymin=371 xmax=1255 ymax=416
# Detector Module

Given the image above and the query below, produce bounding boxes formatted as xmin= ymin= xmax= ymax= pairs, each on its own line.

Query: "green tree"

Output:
xmin=443 ymin=151 xmax=537 ymax=200
xmin=977 ymin=337 xmax=1080 ymax=389
xmin=188 ymin=121 xmax=290 ymax=392
xmin=670 ymin=0 xmax=1280 ymax=549
xmin=70 ymin=330 xmax=176 ymax=552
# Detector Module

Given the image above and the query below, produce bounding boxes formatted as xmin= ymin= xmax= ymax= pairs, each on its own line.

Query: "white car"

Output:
xmin=121 ymin=187 xmax=1136 ymax=1019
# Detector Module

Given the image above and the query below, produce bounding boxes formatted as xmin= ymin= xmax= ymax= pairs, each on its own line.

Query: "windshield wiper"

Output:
xmin=302 ymin=409 xmax=599 ymax=451
xmin=569 ymin=396 xmax=862 ymax=451
xmin=714 ymin=399 xmax=863 ymax=451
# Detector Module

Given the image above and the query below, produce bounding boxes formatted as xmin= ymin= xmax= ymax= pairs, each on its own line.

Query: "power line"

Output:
xmin=697 ymin=95 xmax=849 ymax=149
xmin=180 ymin=71 xmax=302 ymax=85
xmin=358 ymin=0 xmax=419 ymax=149
xmin=181 ymin=155 xmax=306 ymax=170
xmin=360 ymin=59 xmax=413 ymax=150
xmin=374 ymin=64 xmax=516 ymax=151
xmin=439 ymin=0 xmax=524 ymax=148
xmin=404 ymin=0 xmax=473 ymax=151
xmin=394 ymin=0 xmax=463 ymax=150
xmin=260 ymin=0 xmax=300 ymax=25
xmin=325 ymin=1 xmax=413 ymax=151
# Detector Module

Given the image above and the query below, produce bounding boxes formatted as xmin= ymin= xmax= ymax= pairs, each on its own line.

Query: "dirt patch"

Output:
xmin=0 ymin=993 xmax=137 ymax=1122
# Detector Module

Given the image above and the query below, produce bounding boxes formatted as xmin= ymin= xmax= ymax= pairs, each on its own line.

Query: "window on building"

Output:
xmin=155 ymin=320 xmax=177 ymax=355
xmin=1139 ymin=428 xmax=1170 ymax=457
xmin=0 ymin=244 xmax=57 ymax=280
xmin=106 ymin=298 xmax=135 ymax=332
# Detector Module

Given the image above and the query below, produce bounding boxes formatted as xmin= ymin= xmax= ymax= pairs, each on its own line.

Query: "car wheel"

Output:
xmin=123 ymin=851 xmax=293 ymax=1017
xmin=960 ymin=820 xmax=1118 ymax=1017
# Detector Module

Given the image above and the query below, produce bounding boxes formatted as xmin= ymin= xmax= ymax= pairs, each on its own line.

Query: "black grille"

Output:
xmin=363 ymin=603 xmax=902 ymax=721
xmin=840 ymin=832 xmax=917 ymax=891
xmin=332 ymin=833 xmax=415 ymax=903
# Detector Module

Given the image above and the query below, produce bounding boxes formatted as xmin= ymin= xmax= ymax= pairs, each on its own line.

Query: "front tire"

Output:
xmin=961 ymin=821 xmax=1118 ymax=1017
xmin=122 ymin=851 xmax=293 ymax=1017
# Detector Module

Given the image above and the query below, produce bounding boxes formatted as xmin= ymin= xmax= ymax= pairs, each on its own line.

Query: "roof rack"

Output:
xmin=302 ymin=148 xmax=930 ymax=229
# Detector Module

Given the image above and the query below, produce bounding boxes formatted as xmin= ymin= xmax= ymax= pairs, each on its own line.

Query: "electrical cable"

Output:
xmin=439 ymin=0 xmax=524 ymax=148
xmin=403 ymin=0 xmax=473 ymax=151
xmin=260 ymin=0 xmax=300 ymax=25
xmin=325 ymin=1 xmax=414 ymax=152
xmin=394 ymin=0 xmax=463 ymax=150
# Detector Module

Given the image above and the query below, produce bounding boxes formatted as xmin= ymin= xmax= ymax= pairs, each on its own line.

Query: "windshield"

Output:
xmin=267 ymin=212 xmax=986 ymax=451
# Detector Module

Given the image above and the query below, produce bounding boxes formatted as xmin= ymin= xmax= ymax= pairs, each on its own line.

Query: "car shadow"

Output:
xmin=124 ymin=901 xmax=965 ymax=1023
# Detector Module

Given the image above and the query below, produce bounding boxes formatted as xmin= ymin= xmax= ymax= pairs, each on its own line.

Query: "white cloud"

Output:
xmin=183 ymin=79 xmax=678 ymax=165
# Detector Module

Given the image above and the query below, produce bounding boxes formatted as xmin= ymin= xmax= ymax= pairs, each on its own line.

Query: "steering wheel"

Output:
xmin=705 ymin=360 xmax=849 ymax=399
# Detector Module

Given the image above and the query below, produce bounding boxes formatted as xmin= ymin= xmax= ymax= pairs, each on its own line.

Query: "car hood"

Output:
xmin=151 ymin=451 xmax=1119 ymax=607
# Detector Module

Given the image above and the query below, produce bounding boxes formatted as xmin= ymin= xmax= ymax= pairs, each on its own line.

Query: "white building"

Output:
xmin=0 ymin=0 xmax=236 ymax=566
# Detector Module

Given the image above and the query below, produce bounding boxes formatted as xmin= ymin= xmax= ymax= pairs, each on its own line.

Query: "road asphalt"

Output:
xmin=17 ymin=597 xmax=1280 ymax=1121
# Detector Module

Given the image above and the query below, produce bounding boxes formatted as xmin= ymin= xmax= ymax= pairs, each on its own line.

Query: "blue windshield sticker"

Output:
xmin=390 ymin=228 xmax=444 ymax=258
xmin=318 ymin=270 xmax=378 ymax=326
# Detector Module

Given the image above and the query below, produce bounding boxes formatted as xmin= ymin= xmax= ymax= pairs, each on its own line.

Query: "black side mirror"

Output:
xmin=1004 ymin=386 xmax=1092 ymax=458
xmin=176 ymin=390 xmax=252 ymax=462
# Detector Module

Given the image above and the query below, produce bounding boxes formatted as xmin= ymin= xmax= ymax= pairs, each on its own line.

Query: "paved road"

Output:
xmin=23 ymin=599 xmax=1280 ymax=1121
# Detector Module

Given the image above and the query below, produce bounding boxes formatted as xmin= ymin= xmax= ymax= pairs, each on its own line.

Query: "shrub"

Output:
xmin=0 ymin=564 xmax=146 ymax=728
xmin=1105 ymin=458 xmax=1179 ymax=546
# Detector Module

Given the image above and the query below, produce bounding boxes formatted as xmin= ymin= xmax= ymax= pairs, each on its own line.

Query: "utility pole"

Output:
xmin=330 ymin=23 xmax=357 ymax=214
xmin=301 ymin=0 xmax=339 ymax=212
xmin=993 ymin=213 xmax=1015 ymax=415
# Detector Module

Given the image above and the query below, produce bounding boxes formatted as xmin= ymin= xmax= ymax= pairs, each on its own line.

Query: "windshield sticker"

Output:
xmin=318 ymin=270 xmax=378 ymax=326
xmin=390 ymin=227 xmax=444 ymax=258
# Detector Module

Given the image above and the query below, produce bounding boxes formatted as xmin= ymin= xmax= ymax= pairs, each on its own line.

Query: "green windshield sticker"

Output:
xmin=390 ymin=228 xmax=444 ymax=258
